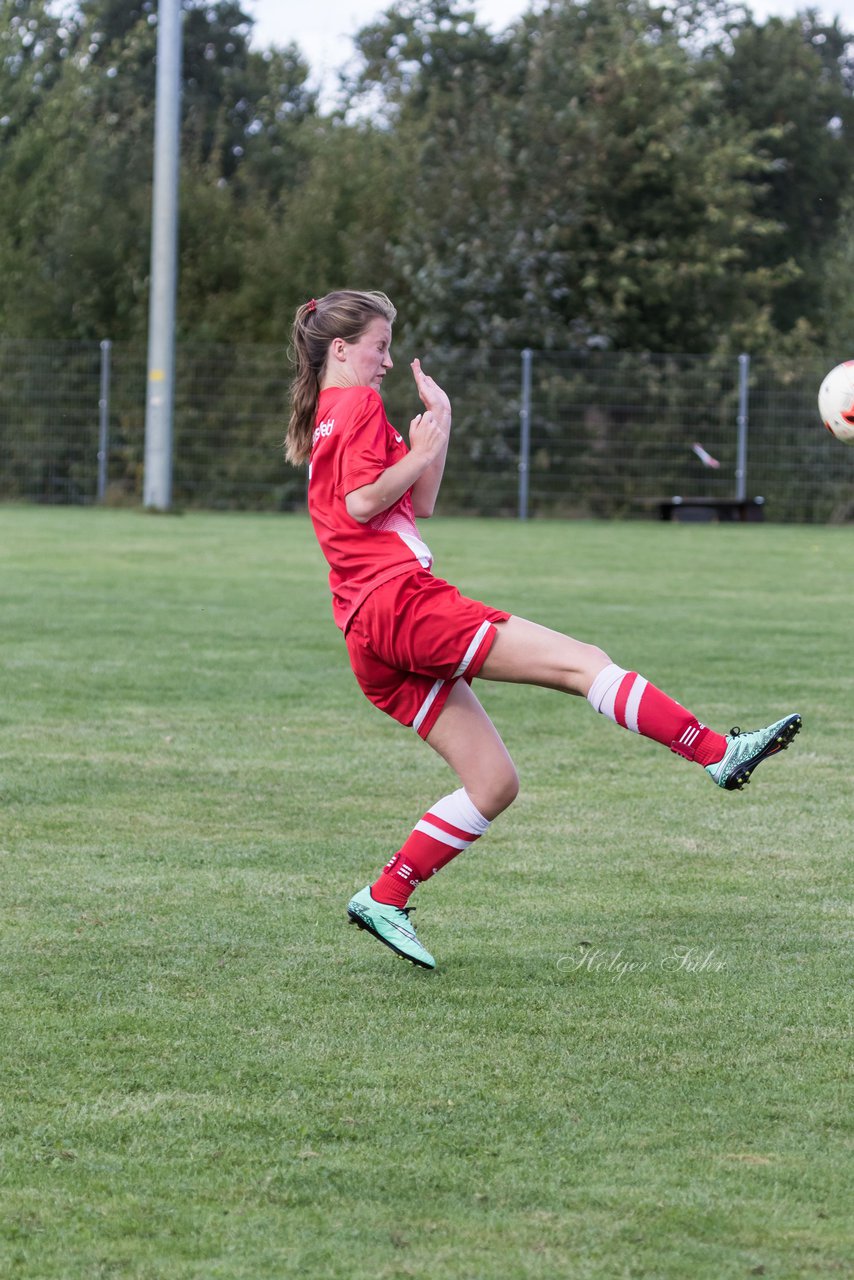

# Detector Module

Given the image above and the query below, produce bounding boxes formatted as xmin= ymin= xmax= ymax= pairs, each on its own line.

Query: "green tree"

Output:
xmin=348 ymin=0 xmax=786 ymax=353
xmin=347 ymin=0 xmax=525 ymax=347
xmin=818 ymin=190 xmax=854 ymax=357
xmin=0 ymin=0 xmax=77 ymax=138
xmin=0 ymin=0 xmax=317 ymax=339
xmin=714 ymin=12 xmax=854 ymax=340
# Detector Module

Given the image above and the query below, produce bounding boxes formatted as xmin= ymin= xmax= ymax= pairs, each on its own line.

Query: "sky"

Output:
xmin=243 ymin=0 xmax=854 ymax=103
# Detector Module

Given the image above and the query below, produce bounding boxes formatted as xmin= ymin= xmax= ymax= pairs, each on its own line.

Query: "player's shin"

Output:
xmin=586 ymin=663 xmax=727 ymax=766
xmin=370 ymin=787 xmax=490 ymax=907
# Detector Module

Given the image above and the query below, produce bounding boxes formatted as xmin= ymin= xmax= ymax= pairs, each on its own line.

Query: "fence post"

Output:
xmin=735 ymin=352 xmax=750 ymax=502
xmin=518 ymin=347 xmax=533 ymax=520
xmin=97 ymin=339 xmax=112 ymax=503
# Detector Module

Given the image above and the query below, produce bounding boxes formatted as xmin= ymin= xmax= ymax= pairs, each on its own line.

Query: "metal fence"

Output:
xmin=1 ymin=340 xmax=852 ymax=521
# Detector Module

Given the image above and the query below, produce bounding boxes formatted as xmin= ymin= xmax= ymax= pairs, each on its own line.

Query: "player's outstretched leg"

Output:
xmin=479 ymin=621 xmax=803 ymax=792
xmin=703 ymin=714 xmax=802 ymax=791
xmin=586 ymin=663 xmax=802 ymax=791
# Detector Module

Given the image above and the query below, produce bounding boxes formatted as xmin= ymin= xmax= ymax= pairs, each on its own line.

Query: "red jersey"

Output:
xmin=308 ymin=385 xmax=433 ymax=631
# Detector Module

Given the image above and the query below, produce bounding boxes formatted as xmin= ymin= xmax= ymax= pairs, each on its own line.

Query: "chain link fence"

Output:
xmin=1 ymin=340 xmax=852 ymax=521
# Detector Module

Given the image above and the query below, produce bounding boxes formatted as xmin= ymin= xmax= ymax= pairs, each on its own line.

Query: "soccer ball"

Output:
xmin=818 ymin=360 xmax=854 ymax=444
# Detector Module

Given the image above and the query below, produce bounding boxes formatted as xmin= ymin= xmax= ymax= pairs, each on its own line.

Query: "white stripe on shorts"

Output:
xmin=412 ymin=678 xmax=445 ymax=734
xmin=412 ymin=621 xmax=493 ymax=735
xmin=452 ymin=620 xmax=492 ymax=680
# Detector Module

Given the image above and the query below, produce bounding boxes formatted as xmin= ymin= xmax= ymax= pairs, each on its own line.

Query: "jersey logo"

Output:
xmin=312 ymin=417 xmax=335 ymax=447
xmin=393 ymin=433 xmax=403 ymax=443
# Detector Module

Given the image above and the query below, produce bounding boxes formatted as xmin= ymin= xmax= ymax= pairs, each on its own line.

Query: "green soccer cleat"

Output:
xmin=704 ymin=713 xmax=802 ymax=791
xmin=347 ymin=886 xmax=436 ymax=970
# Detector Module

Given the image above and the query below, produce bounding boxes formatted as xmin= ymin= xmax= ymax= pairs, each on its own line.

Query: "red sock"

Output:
xmin=371 ymin=788 xmax=490 ymax=908
xmin=587 ymin=664 xmax=726 ymax=766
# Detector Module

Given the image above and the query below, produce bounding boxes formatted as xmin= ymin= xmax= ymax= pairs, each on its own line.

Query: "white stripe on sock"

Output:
xmin=587 ymin=663 xmax=629 ymax=721
xmin=429 ymin=787 xmax=491 ymax=836
xmin=414 ymin=819 xmax=473 ymax=850
xmin=624 ymin=674 xmax=647 ymax=734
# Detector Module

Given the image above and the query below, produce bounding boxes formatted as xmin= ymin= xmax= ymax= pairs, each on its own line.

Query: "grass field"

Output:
xmin=1 ymin=506 xmax=851 ymax=1280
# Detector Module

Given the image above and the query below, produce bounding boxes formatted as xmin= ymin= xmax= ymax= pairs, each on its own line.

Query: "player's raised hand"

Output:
xmin=411 ymin=358 xmax=451 ymax=423
xmin=408 ymin=411 xmax=447 ymax=461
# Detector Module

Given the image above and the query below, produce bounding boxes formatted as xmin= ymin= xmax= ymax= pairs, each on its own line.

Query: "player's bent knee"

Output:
xmin=582 ymin=642 xmax=610 ymax=667
xmin=575 ymin=643 xmax=611 ymax=687
xmin=496 ymin=764 xmax=520 ymax=812
xmin=473 ymin=763 xmax=519 ymax=821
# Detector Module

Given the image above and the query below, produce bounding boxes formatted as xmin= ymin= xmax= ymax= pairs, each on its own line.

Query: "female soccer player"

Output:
xmin=286 ymin=289 xmax=801 ymax=971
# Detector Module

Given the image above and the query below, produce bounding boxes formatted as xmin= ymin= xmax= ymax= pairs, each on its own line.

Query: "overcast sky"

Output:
xmin=243 ymin=0 xmax=854 ymax=103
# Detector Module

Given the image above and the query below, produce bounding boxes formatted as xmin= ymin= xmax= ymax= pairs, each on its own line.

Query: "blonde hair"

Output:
xmin=285 ymin=290 xmax=397 ymax=465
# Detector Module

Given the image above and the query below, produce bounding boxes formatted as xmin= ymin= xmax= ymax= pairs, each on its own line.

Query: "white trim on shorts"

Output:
xmin=412 ymin=678 xmax=445 ymax=735
xmin=452 ymin=621 xmax=492 ymax=679
xmin=411 ymin=620 xmax=493 ymax=734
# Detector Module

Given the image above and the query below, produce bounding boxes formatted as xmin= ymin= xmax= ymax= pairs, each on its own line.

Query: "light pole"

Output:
xmin=143 ymin=0 xmax=182 ymax=510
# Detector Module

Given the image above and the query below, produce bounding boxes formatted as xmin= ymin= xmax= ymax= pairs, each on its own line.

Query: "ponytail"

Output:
xmin=286 ymin=290 xmax=397 ymax=466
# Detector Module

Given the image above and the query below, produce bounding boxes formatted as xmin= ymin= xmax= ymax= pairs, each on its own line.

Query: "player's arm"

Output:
xmin=408 ymin=358 xmax=451 ymax=518
xmin=345 ymin=412 xmax=447 ymax=523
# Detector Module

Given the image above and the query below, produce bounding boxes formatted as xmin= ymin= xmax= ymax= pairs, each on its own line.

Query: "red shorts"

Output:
xmin=344 ymin=569 xmax=510 ymax=739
